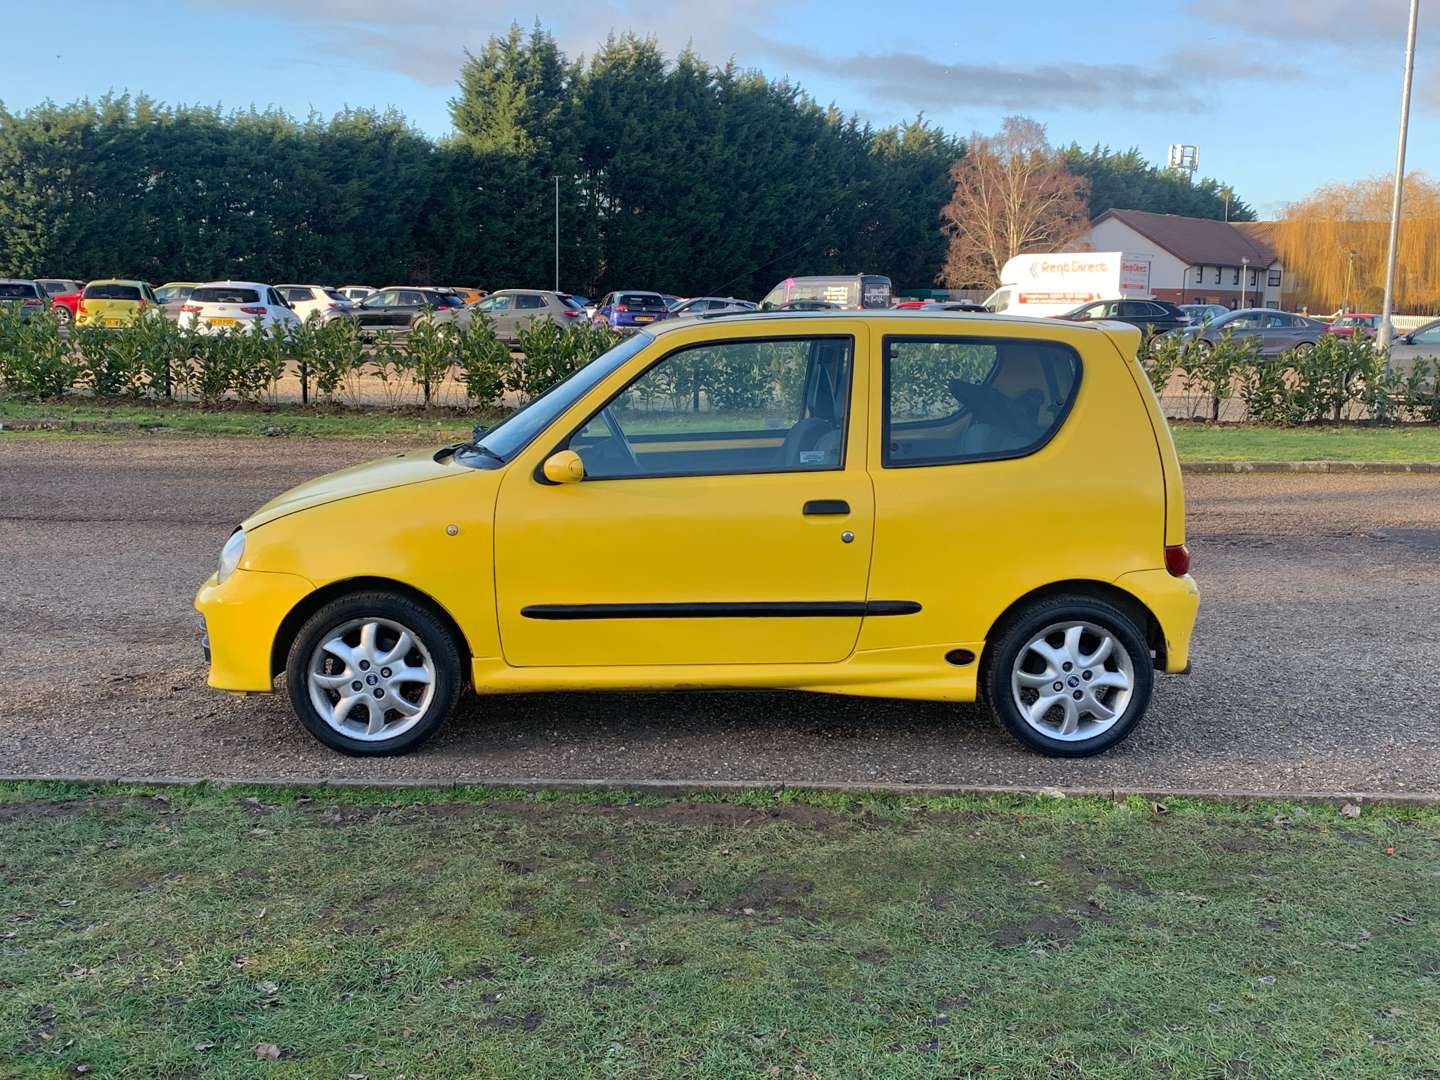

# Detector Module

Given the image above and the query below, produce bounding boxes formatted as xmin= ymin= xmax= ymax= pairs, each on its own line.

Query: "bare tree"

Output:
xmin=939 ymin=117 xmax=1091 ymax=289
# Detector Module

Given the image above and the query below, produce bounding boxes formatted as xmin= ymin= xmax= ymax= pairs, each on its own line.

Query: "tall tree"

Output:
xmin=939 ymin=117 xmax=1089 ymax=289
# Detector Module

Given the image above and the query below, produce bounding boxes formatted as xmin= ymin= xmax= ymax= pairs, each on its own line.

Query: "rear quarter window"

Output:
xmin=883 ymin=336 xmax=1081 ymax=467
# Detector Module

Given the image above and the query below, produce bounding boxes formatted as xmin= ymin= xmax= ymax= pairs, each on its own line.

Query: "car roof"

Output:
xmin=0 ymin=277 xmax=40 ymax=285
xmin=192 ymin=280 xmax=271 ymax=290
xmin=642 ymin=309 xmax=1136 ymax=338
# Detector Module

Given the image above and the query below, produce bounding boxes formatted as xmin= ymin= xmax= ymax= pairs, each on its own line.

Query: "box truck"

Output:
xmin=982 ymin=252 xmax=1153 ymax=318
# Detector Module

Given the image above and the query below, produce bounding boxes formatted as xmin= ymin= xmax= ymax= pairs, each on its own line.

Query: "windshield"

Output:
xmin=457 ymin=332 xmax=654 ymax=468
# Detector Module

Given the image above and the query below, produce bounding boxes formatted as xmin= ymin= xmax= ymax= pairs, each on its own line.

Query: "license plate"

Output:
xmin=104 ymin=319 xmax=123 ymax=328
xmin=207 ymin=317 xmax=237 ymax=326
xmin=634 ymin=315 xmax=654 ymax=323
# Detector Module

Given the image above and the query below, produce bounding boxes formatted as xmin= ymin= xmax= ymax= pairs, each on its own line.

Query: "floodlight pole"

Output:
xmin=1379 ymin=0 xmax=1420 ymax=356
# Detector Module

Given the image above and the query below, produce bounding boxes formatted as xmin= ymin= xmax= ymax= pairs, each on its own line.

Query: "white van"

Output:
xmin=983 ymin=252 xmax=1153 ymax=319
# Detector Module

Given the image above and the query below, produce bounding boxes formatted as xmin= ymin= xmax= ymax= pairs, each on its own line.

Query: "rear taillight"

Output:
xmin=23 ymin=297 xmax=42 ymax=306
xmin=328 ymin=303 xmax=341 ymax=309
xmin=180 ymin=304 xmax=201 ymax=314
xmin=1165 ymin=544 xmax=1191 ymax=577
xmin=78 ymin=300 xmax=88 ymax=312
xmin=562 ymin=308 xmax=580 ymax=317
xmin=614 ymin=305 xmax=628 ymax=313
xmin=240 ymin=306 xmax=266 ymax=315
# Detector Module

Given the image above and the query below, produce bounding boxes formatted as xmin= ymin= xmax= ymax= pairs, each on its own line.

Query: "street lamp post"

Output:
xmin=553 ymin=176 xmax=560 ymax=293
xmin=1241 ymin=256 xmax=1249 ymax=308
xmin=1379 ymin=0 xmax=1421 ymax=355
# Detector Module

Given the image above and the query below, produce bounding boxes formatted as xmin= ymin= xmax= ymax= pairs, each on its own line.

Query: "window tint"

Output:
xmin=1225 ymin=313 xmax=1263 ymax=330
xmin=83 ymin=283 xmax=142 ymax=301
xmin=397 ymin=290 xmax=424 ymax=306
xmin=267 ymin=289 xmax=286 ymax=307
xmin=283 ymin=287 xmax=310 ymax=302
xmin=324 ymin=288 xmax=347 ymax=303
xmin=1409 ymin=323 xmax=1440 ymax=345
xmin=0 ymin=282 xmax=39 ymax=298
xmin=485 ymin=296 xmax=512 ymax=311
xmin=1118 ymin=301 xmax=1153 ymax=317
xmin=190 ymin=286 xmax=260 ymax=304
xmin=516 ymin=294 xmax=545 ymax=310
xmin=571 ymin=336 xmax=853 ymax=480
xmin=883 ymin=337 xmax=1080 ymax=468
xmin=618 ymin=293 xmax=666 ymax=309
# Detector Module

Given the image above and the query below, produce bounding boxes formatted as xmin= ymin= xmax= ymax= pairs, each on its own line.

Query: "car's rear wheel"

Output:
xmin=285 ymin=591 xmax=462 ymax=755
xmin=1292 ymin=341 xmax=1315 ymax=357
xmin=984 ymin=595 xmax=1153 ymax=757
xmin=55 ymin=307 xmax=71 ymax=325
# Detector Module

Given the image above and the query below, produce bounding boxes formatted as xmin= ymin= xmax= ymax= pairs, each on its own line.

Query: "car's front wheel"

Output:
xmin=285 ymin=591 xmax=462 ymax=755
xmin=984 ymin=595 xmax=1154 ymax=757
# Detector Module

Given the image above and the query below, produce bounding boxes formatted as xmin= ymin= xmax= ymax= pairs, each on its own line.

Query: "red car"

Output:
xmin=40 ymin=279 xmax=86 ymax=326
xmin=1326 ymin=313 xmax=1389 ymax=340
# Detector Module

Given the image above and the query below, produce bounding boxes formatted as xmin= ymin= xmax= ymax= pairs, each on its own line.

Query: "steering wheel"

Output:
xmin=600 ymin=406 xmax=641 ymax=472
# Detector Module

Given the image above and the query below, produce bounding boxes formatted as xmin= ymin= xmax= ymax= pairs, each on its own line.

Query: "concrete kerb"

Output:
xmin=2 ymin=772 xmax=1439 ymax=810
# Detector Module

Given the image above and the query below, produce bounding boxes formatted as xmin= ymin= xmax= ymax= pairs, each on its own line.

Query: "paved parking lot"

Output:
xmin=3 ymin=435 xmax=1439 ymax=794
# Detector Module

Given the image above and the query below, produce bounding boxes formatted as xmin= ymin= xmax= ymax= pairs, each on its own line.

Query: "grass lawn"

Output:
xmin=2 ymin=784 xmax=1438 ymax=1079
xmin=1170 ymin=423 xmax=1440 ymax=462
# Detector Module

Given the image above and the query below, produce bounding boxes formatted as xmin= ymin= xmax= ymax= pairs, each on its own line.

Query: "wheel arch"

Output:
xmin=979 ymin=579 xmax=1166 ymax=677
xmin=271 ymin=576 xmax=474 ymax=682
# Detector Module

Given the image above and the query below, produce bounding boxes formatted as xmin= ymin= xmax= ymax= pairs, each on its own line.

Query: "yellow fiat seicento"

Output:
xmin=196 ymin=312 xmax=1197 ymax=758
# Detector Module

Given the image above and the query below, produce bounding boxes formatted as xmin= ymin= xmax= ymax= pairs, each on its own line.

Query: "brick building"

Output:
xmin=1082 ymin=208 xmax=1284 ymax=309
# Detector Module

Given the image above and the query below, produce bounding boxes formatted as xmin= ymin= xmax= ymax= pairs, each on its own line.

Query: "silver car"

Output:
xmin=462 ymin=289 xmax=587 ymax=343
xmin=1171 ymin=307 xmax=1328 ymax=356
xmin=0 ymin=279 xmax=48 ymax=320
xmin=669 ymin=296 xmax=757 ymax=318
xmin=1388 ymin=318 xmax=1440 ymax=377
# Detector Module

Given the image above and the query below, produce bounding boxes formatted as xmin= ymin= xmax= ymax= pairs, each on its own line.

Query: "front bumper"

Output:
xmin=194 ymin=568 xmax=314 ymax=692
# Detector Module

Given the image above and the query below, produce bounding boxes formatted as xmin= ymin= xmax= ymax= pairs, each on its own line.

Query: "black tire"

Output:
xmin=285 ymin=590 xmax=463 ymax=756
xmin=55 ymin=307 xmax=71 ymax=325
xmin=984 ymin=594 xmax=1154 ymax=758
xmin=1292 ymin=341 xmax=1315 ymax=356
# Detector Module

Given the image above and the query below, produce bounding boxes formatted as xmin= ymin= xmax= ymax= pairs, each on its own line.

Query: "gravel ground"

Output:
xmin=3 ymin=434 xmax=1439 ymax=794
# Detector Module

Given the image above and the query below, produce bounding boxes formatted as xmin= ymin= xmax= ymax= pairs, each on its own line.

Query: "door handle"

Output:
xmin=804 ymin=500 xmax=850 ymax=516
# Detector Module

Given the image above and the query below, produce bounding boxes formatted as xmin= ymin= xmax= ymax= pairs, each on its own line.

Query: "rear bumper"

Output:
xmin=1113 ymin=568 xmax=1199 ymax=674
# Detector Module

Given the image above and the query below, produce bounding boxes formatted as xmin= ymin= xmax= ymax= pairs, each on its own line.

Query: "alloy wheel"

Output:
xmin=306 ymin=617 xmax=436 ymax=742
xmin=1009 ymin=621 xmax=1135 ymax=743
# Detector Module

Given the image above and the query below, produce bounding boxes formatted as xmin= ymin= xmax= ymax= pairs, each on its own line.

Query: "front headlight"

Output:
xmin=217 ymin=528 xmax=246 ymax=583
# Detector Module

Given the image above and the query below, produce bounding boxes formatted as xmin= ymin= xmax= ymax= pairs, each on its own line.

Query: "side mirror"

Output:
xmin=542 ymin=449 xmax=585 ymax=484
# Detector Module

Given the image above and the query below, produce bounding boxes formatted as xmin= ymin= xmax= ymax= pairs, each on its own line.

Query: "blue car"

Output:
xmin=593 ymin=290 xmax=672 ymax=332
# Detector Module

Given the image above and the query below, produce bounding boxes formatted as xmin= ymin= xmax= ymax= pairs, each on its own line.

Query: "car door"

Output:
xmin=492 ymin=326 xmax=876 ymax=668
xmin=513 ymin=292 xmax=547 ymax=333
xmin=480 ymin=294 xmax=516 ymax=339
xmin=1260 ymin=312 xmax=1298 ymax=354
xmin=356 ymin=289 xmax=398 ymax=329
xmin=1216 ymin=312 xmax=1264 ymax=351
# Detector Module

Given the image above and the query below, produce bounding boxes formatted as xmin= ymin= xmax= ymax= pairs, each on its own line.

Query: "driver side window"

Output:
xmin=569 ymin=336 xmax=854 ymax=480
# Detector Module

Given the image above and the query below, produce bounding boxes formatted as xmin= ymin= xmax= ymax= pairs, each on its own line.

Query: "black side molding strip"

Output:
xmin=521 ymin=601 xmax=922 ymax=620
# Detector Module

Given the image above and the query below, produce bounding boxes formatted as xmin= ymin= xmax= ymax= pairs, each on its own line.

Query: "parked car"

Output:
xmin=446 ymin=287 xmax=487 ymax=305
xmin=75 ymin=280 xmax=160 ymax=328
xmin=180 ymin=281 xmax=301 ymax=335
xmin=194 ymin=310 xmax=1197 ymax=759
xmin=592 ymin=291 xmax=672 ymax=332
xmin=1178 ymin=303 xmax=1227 ymax=326
xmin=0 ymin=279 xmax=49 ymax=320
xmin=351 ymin=287 xmax=465 ymax=338
xmin=47 ymin=286 xmax=86 ymax=325
xmin=1166 ymin=308 xmax=1327 ymax=356
xmin=1387 ymin=318 xmax=1440 ymax=377
xmin=337 ymin=285 xmax=376 ymax=303
xmin=155 ymin=282 xmax=200 ymax=323
xmin=660 ymin=293 xmax=684 ymax=308
xmin=1326 ymin=313 xmax=1392 ymax=341
xmin=914 ymin=301 xmax=988 ymax=313
xmin=668 ymin=296 xmax=757 ymax=317
xmin=467 ymin=289 xmax=586 ymax=342
xmin=277 ymin=284 xmax=354 ymax=323
xmin=1056 ymin=298 xmax=1189 ymax=337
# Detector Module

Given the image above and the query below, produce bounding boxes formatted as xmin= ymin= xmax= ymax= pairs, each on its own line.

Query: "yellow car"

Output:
xmin=196 ymin=312 xmax=1198 ymax=757
xmin=75 ymin=279 xmax=160 ymax=328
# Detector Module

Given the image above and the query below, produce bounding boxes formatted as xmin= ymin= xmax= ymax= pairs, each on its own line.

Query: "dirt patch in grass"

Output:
xmin=991 ymin=914 xmax=1083 ymax=948
xmin=0 ymin=795 xmax=169 ymax=822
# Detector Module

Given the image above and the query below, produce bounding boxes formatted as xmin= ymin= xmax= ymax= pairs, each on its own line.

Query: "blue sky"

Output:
xmin=6 ymin=0 xmax=1438 ymax=217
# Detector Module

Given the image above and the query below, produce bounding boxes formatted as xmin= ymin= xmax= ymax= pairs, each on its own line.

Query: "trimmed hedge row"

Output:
xmin=1143 ymin=331 xmax=1440 ymax=425
xmin=0 ymin=308 xmax=621 ymax=408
